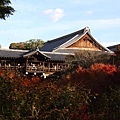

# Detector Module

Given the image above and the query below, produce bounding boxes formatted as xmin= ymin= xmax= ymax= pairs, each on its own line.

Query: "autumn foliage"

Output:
xmin=0 ymin=73 xmax=92 ymax=119
xmin=0 ymin=63 xmax=120 ymax=119
xmin=68 ymin=64 xmax=120 ymax=96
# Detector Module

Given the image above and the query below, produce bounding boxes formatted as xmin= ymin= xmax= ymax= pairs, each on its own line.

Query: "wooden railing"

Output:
xmin=0 ymin=66 xmax=24 ymax=70
xmin=26 ymin=66 xmax=62 ymax=73
xmin=0 ymin=63 xmax=69 ymax=75
xmin=26 ymin=63 xmax=69 ymax=74
xmin=26 ymin=66 xmax=44 ymax=73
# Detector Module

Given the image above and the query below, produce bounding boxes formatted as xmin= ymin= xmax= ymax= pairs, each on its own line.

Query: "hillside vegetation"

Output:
xmin=0 ymin=63 xmax=120 ymax=120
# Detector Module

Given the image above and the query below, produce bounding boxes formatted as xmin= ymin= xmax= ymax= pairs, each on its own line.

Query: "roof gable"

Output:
xmin=53 ymin=30 xmax=111 ymax=53
xmin=64 ymin=33 xmax=106 ymax=51
xmin=23 ymin=49 xmax=50 ymax=59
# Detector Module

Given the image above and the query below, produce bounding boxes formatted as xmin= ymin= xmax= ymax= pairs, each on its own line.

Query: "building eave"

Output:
xmin=87 ymin=32 xmax=113 ymax=53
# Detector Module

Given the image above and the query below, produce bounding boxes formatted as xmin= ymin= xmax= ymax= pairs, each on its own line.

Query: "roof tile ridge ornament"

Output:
xmin=84 ymin=26 xmax=90 ymax=33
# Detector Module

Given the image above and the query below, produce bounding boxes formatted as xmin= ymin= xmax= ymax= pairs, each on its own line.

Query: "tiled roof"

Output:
xmin=107 ymin=44 xmax=120 ymax=52
xmin=41 ymin=51 xmax=73 ymax=61
xmin=40 ymin=26 xmax=111 ymax=53
xmin=0 ymin=48 xmax=71 ymax=61
xmin=0 ymin=49 xmax=27 ymax=58
xmin=0 ymin=26 xmax=113 ymax=61
xmin=40 ymin=28 xmax=85 ymax=52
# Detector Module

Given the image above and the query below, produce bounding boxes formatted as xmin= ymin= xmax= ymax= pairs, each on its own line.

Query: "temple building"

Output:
xmin=0 ymin=27 xmax=112 ymax=76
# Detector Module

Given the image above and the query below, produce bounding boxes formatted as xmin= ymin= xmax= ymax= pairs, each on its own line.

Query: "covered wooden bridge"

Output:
xmin=0 ymin=48 xmax=73 ymax=77
xmin=23 ymin=49 xmax=72 ymax=75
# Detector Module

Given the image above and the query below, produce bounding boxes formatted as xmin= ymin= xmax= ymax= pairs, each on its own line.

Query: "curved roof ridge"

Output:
xmin=46 ymin=28 xmax=85 ymax=44
xmin=40 ymin=27 xmax=87 ymax=52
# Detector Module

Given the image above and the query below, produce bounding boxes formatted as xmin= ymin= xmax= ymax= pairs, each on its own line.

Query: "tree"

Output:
xmin=114 ymin=45 xmax=120 ymax=66
xmin=9 ymin=39 xmax=45 ymax=50
xmin=68 ymin=50 xmax=111 ymax=68
xmin=24 ymin=39 xmax=45 ymax=50
xmin=0 ymin=0 xmax=15 ymax=20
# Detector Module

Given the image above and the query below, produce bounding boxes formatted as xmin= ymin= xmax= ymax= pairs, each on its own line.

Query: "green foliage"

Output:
xmin=9 ymin=39 xmax=45 ymax=50
xmin=25 ymin=39 xmax=45 ymax=50
xmin=0 ymin=0 xmax=15 ymax=20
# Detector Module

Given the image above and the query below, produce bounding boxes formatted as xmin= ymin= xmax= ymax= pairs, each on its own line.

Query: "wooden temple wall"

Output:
xmin=67 ymin=34 xmax=101 ymax=51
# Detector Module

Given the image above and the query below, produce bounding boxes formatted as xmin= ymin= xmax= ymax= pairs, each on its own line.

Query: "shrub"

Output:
xmin=92 ymin=86 xmax=120 ymax=120
xmin=0 ymin=64 xmax=119 ymax=119
xmin=69 ymin=63 xmax=118 ymax=94
xmin=0 ymin=73 xmax=93 ymax=120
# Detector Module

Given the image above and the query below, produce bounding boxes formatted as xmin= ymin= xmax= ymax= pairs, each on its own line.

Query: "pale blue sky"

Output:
xmin=0 ymin=0 xmax=120 ymax=48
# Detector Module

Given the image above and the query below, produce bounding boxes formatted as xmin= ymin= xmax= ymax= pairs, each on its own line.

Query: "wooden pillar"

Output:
xmin=43 ymin=62 xmax=45 ymax=72
xmin=48 ymin=62 xmax=50 ymax=72
xmin=26 ymin=57 xmax=28 ymax=71
xmin=56 ymin=63 xmax=59 ymax=71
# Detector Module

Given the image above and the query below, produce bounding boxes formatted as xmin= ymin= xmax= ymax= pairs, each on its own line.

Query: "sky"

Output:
xmin=0 ymin=0 xmax=120 ymax=49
